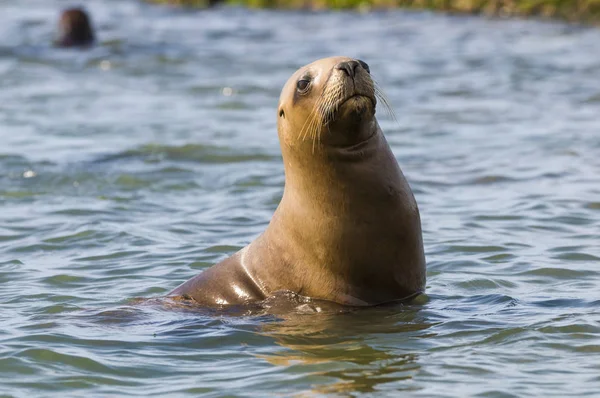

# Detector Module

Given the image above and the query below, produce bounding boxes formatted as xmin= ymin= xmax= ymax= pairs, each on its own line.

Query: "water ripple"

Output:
xmin=0 ymin=3 xmax=599 ymax=397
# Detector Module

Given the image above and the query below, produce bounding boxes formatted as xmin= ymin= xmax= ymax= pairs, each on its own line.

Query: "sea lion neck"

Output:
xmin=277 ymin=121 xmax=388 ymax=214
xmin=279 ymin=117 xmax=379 ymax=175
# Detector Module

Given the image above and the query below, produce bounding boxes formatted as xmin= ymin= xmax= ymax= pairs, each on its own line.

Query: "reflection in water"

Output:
xmin=79 ymin=294 xmax=433 ymax=394
xmin=255 ymin=298 xmax=432 ymax=394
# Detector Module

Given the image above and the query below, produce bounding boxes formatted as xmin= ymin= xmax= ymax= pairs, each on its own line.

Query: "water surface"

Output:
xmin=1 ymin=1 xmax=599 ymax=397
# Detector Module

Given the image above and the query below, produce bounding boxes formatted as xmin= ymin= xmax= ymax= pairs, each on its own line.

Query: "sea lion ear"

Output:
xmin=279 ymin=108 xmax=285 ymax=118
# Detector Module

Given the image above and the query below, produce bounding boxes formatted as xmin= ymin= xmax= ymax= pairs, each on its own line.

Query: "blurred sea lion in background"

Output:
xmin=55 ymin=7 xmax=95 ymax=48
xmin=169 ymin=56 xmax=426 ymax=308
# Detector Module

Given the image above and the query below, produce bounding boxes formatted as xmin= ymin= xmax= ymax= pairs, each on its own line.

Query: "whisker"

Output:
xmin=299 ymin=99 xmax=322 ymax=142
xmin=373 ymin=79 xmax=398 ymax=125
xmin=312 ymin=96 xmax=326 ymax=134
xmin=305 ymin=95 xmax=326 ymax=151
xmin=300 ymin=106 xmax=316 ymax=141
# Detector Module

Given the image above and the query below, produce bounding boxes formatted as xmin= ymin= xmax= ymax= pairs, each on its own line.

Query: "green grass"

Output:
xmin=144 ymin=0 xmax=600 ymax=23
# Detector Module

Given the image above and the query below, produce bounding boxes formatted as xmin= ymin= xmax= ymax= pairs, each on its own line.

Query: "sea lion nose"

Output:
xmin=335 ymin=60 xmax=360 ymax=78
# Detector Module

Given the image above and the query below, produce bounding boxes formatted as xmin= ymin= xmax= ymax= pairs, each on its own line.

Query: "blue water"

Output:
xmin=1 ymin=1 xmax=599 ymax=396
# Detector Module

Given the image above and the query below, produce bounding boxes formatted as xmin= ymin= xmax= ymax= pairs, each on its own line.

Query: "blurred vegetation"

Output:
xmin=145 ymin=0 xmax=600 ymax=23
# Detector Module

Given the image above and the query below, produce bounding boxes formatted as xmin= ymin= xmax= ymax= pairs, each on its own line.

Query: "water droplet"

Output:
xmin=23 ymin=170 xmax=36 ymax=178
xmin=100 ymin=60 xmax=112 ymax=71
xmin=222 ymin=87 xmax=233 ymax=96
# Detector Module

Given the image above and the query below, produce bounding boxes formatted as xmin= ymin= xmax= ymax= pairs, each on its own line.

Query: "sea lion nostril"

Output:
xmin=335 ymin=60 xmax=360 ymax=78
xmin=357 ymin=60 xmax=370 ymax=74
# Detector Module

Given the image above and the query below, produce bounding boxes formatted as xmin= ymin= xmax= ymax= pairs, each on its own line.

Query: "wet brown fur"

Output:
xmin=56 ymin=8 xmax=95 ymax=48
xmin=169 ymin=56 xmax=426 ymax=307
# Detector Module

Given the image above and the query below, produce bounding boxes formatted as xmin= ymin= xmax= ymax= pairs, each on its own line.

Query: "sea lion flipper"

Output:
xmin=169 ymin=251 xmax=266 ymax=306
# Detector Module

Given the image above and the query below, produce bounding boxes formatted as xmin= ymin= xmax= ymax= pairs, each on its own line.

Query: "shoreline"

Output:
xmin=144 ymin=0 xmax=600 ymax=24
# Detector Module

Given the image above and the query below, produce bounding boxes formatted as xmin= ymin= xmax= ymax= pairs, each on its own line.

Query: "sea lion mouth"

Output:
xmin=330 ymin=94 xmax=376 ymax=122
xmin=340 ymin=94 xmax=376 ymax=107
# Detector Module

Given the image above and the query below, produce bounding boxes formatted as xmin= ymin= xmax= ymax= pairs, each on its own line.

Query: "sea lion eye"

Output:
xmin=357 ymin=60 xmax=370 ymax=74
xmin=296 ymin=79 xmax=310 ymax=92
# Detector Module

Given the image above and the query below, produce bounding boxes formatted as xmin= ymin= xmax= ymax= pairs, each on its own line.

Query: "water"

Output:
xmin=1 ymin=1 xmax=599 ymax=396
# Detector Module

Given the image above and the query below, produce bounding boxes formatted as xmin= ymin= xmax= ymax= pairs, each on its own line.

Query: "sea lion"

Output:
xmin=55 ymin=8 xmax=95 ymax=48
xmin=170 ymin=56 xmax=426 ymax=307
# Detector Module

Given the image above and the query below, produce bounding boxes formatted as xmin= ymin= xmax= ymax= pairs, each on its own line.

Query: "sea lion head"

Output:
xmin=277 ymin=56 xmax=378 ymax=149
xmin=55 ymin=8 xmax=95 ymax=48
